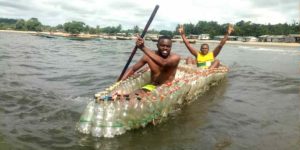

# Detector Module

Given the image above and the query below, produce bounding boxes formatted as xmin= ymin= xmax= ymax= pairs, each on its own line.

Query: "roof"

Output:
xmin=288 ymin=34 xmax=300 ymax=37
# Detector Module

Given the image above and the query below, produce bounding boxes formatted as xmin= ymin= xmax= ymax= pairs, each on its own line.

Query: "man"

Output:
xmin=121 ymin=35 xmax=180 ymax=95
xmin=178 ymin=24 xmax=234 ymax=69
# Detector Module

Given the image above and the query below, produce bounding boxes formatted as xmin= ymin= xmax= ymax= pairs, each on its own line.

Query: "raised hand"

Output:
xmin=227 ymin=24 xmax=234 ymax=35
xmin=136 ymin=36 xmax=145 ymax=49
xmin=178 ymin=24 xmax=185 ymax=35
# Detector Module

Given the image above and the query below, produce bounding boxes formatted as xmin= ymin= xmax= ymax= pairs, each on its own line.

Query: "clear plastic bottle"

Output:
xmin=103 ymin=102 xmax=116 ymax=137
xmin=132 ymin=95 xmax=143 ymax=127
xmin=77 ymin=101 xmax=95 ymax=134
xmin=122 ymin=95 xmax=130 ymax=129
xmin=113 ymin=100 xmax=126 ymax=135
xmin=91 ymin=102 xmax=105 ymax=137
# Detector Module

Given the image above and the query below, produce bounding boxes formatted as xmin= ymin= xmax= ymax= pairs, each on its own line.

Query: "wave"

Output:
xmin=238 ymin=46 xmax=299 ymax=54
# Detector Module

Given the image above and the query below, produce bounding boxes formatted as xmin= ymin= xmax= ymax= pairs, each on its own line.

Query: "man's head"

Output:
xmin=157 ymin=35 xmax=172 ymax=58
xmin=200 ymin=43 xmax=209 ymax=55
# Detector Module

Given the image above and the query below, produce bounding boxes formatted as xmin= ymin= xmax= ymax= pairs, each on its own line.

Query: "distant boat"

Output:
xmin=179 ymin=39 xmax=196 ymax=44
xmin=66 ymin=35 xmax=99 ymax=41
xmin=151 ymin=37 xmax=158 ymax=42
xmin=35 ymin=33 xmax=56 ymax=38
xmin=188 ymin=40 xmax=196 ymax=44
xmin=116 ymin=36 xmax=132 ymax=40
xmin=103 ymin=36 xmax=117 ymax=40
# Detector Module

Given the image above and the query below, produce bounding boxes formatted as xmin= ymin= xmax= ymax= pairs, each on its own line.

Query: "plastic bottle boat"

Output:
xmin=76 ymin=61 xmax=229 ymax=138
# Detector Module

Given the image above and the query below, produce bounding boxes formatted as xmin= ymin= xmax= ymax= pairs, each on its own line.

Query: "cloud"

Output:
xmin=0 ymin=1 xmax=30 ymax=10
xmin=0 ymin=0 xmax=298 ymax=30
xmin=249 ymin=0 xmax=298 ymax=9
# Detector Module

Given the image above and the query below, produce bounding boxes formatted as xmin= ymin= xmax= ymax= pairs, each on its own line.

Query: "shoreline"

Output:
xmin=1 ymin=30 xmax=300 ymax=48
xmin=191 ymin=40 xmax=300 ymax=48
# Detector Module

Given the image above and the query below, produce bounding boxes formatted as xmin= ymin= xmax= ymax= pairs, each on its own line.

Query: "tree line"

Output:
xmin=0 ymin=18 xmax=299 ymax=37
xmin=0 ymin=18 xmax=43 ymax=31
xmin=175 ymin=20 xmax=299 ymax=38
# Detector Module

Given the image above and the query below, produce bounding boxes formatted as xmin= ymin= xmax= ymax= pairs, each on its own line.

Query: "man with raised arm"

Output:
xmin=121 ymin=35 xmax=181 ymax=93
xmin=178 ymin=24 xmax=234 ymax=69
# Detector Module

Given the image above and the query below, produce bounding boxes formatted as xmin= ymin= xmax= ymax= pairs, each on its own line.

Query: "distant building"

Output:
xmin=285 ymin=35 xmax=296 ymax=43
xmin=245 ymin=36 xmax=258 ymax=42
xmin=145 ymin=34 xmax=159 ymax=40
xmin=214 ymin=35 xmax=237 ymax=41
xmin=198 ymin=34 xmax=210 ymax=40
xmin=271 ymin=35 xmax=286 ymax=42
xmin=186 ymin=34 xmax=211 ymax=40
xmin=288 ymin=34 xmax=300 ymax=43
xmin=237 ymin=36 xmax=244 ymax=42
xmin=214 ymin=35 xmax=223 ymax=40
xmin=237 ymin=36 xmax=257 ymax=42
xmin=116 ymin=33 xmax=126 ymax=36
xmin=188 ymin=34 xmax=199 ymax=39
xmin=258 ymin=35 xmax=269 ymax=42
xmin=259 ymin=35 xmax=300 ymax=43
xmin=173 ymin=35 xmax=181 ymax=39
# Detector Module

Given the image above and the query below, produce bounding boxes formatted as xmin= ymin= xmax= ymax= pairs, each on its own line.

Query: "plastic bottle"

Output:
xmin=131 ymin=95 xmax=144 ymax=127
xmin=122 ymin=95 xmax=130 ymax=129
xmin=77 ymin=101 xmax=95 ymax=134
xmin=103 ymin=102 xmax=116 ymax=137
xmin=113 ymin=100 xmax=126 ymax=135
xmin=91 ymin=102 xmax=105 ymax=137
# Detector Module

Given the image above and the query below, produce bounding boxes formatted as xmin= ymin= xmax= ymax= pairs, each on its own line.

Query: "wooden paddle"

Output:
xmin=117 ymin=5 xmax=159 ymax=81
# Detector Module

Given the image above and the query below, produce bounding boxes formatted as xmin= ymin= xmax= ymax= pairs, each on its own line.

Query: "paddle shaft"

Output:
xmin=117 ymin=5 xmax=159 ymax=81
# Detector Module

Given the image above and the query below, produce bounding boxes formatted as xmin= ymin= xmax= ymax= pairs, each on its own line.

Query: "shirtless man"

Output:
xmin=121 ymin=35 xmax=180 ymax=95
xmin=178 ymin=24 xmax=234 ymax=69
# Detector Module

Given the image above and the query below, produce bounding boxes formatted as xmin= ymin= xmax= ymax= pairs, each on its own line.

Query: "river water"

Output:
xmin=0 ymin=32 xmax=299 ymax=150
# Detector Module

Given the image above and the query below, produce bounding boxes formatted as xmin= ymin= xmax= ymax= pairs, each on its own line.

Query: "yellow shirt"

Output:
xmin=197 ymin=52 xmax=214 ymax=69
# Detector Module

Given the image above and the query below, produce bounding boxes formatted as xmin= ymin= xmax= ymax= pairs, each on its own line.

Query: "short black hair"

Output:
xmin=200 ymin=43 xmax=209 ymax=49
xmin=158 ymin=35 xmax=171 ymax=42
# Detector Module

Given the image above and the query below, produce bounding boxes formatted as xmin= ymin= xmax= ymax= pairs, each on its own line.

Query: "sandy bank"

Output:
xmin=0 ymin=30 xmax=37 ymax=34
xmin=194 ymin=40 xmax=300 ymax=48
xmin=1 ymin=30 xmax=299 ymax=48
xmin=171 ymin=39 xmax=300 ymax=48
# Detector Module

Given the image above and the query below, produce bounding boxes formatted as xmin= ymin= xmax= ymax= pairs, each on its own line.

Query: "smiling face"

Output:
xmin=200 ymin=44 xmax=209 ymax=55
xmin=157 ymin=37 xmax=172 ymax=58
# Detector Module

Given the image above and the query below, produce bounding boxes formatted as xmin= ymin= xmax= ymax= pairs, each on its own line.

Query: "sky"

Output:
xmin=0 ymin=0 xmax=299 ymax=30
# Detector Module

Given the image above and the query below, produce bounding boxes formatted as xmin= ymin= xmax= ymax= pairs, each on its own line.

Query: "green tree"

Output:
xmin=101 ymin=24 xmax=122 ymax=34
xmin=63 ymin=21 xmax=85 ymax=34
xmin=174 ymin=24 xmax=181 ymax=35
xmin=0 ymin=18 xmax=18 ymax=29
xmin=205 ymin=21 xmax=222 ymax=38
xmin=41 ymin=25 xmax=52 ymax=32
xmin=84 ymin=25 xmax=90 ymax=33
xmin=148 ymin=29 xmax=159 ymax=34
xmin=133 ymin=25 xmax=139 ymax=33
xmin=96 ymin=25 xmax=101 ymax=34
xmin=15 ymin=19 xmax=26 ymax=30
xmin=0 ymin=18 xmax=17 ymax=24
xmin=183 ymin=23 xmax=195 ymax=35
xmin=26 ymin=18 xmax=42 ymax=31
xmin=89 ymin=27 xmax=96 ymax=34
xmin=55 ymin=24 xmax=64 ymax=32
xmin=175 ymin=21 xmax=223 ymax=38
xmin=116 ymin=24 xmax=122 ymax=33
xmin=159 ymin=30 xmax=173 ymax=37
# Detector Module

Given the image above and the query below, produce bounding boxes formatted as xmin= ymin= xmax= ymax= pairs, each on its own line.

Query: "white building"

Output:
xmin=244 ymin=36 xmax=258 ymax=42
xmin=237 ymin=36 xmax=258 ymax=42
xmin=198 ymin=34 xmax=210 ymax=40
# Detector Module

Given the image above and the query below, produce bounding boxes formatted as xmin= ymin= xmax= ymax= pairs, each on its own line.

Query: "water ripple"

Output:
xmin=1 ymin=32 xmax=300 ymax=150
